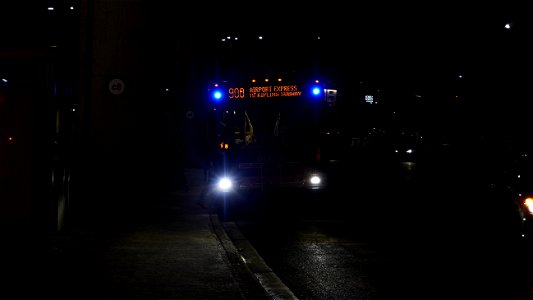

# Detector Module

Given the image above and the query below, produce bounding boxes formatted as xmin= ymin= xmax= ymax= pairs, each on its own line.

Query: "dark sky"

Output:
xmin=182 ymin=2 xmax=529 ymax=71
xmin=1 ymin=2 xmax=47 ymax=51
xmin=2 ymin=1 xmax=529 ymax=97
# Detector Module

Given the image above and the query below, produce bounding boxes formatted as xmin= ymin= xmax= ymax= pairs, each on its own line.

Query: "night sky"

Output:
xmin=172 ymin=2 xmax=531 ymax=88
xmin=3 ymin=2 xmax=528 ymax=79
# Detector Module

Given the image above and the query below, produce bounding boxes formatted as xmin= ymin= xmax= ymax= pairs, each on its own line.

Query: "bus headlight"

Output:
xmin=216 ymin=177 xmax=233 ymax=192
xmin=307 ymin=173 xmax=324 ymax=190
xmin=309 ymin=175 xmax=321 ymax=185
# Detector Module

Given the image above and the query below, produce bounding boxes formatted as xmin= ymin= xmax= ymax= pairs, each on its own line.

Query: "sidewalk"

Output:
xmin=1 ymin=168 xmax=272 ymax=299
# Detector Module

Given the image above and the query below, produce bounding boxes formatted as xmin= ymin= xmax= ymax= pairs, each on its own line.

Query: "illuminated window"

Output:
xmin=365 ymin=95 xmax=374 ymax=104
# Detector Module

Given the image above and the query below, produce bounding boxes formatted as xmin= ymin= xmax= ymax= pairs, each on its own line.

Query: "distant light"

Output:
xmin=277 ymin=78 xmax=282 ymax=82
xmin=258 ymin=36 xmax=263 ymax=40
xmin=251 ymin=79 xmax=256 ymax=83
xmin=7 ymin=137 xmax=13 ymax=142
xmin=234 ymin=37 xmax=238 ymax=40
xmin=458 ymin=74 xmax=463 ymax=79
xmin=317 ymin=36 xmax=321 ymax=40
xmin=227 ymin=36 xmax=231 ymax=39
xmin=505 ymin=23 xmax=512 ymax=29
xmin=312 ymin=87 xmax=321 ymax=95
xmin=213 ymin=91 xmax=222 ymax=100
xmin=265 ymin=78 xmax=269 ymax=82
xmin=165 ymin=88 xmax=169 ymax=92
xmin=1 ymin=78 xmax=7 ymax=83
xmin=70 ymin=6 xmax=74 ymax=10
xmin=221 ymin=38 xmax=226 ymax=42
xmin=48 ymin=6 xmax=54 ymax=11
xmin=315 ymin=80 xmax=320 ymax=83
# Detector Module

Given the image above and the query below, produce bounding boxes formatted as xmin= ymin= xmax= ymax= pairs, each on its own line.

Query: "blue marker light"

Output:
xmin=211 ymin=88 xmax=224 ymax=102
xmin=310 ymin=84 xmax=323 ymax=99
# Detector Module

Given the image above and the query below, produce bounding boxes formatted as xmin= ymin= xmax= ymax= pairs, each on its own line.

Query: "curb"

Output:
xmin=210 ymin=215 xmax=298 ymax=300
xmin=210 ymin=214 xmax=272 ymax=299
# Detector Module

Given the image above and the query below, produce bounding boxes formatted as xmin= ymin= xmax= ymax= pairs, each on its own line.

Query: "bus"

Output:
xmin=204 ymin=75 xmax=344 ymax=199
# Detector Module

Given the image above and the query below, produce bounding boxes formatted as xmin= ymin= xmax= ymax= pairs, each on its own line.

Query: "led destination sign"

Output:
xmin=210 ymin=80 xmax=326 ymax=102
xmin=228 ymin=84 xmax=302 ymax=99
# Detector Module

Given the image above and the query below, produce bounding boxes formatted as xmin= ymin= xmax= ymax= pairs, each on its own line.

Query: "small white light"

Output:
xmin=310 ymin=175 xmax=321 ymax=185
xmin=406 ymin=149 xmax=413 ymax=154
xmin=258 ymin=36 xmax=263 ymax=40
xmin=505 ymin=23 xmax=511 ymax=29
xmin=70 ymin=6 xmax=74 ymax=10
xmin=1 ymin=78 xmax=7 ymax=83
xmin=48 ymin=6 xmax=54 ymax=11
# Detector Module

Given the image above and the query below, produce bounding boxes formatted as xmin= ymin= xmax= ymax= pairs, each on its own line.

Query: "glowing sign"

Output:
xmin=228 ymin=84 xmax=303 ymax=99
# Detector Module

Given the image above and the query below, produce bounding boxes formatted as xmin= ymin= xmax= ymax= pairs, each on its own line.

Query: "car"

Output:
xmin=390 ymin=128 xmax=426 ymax=163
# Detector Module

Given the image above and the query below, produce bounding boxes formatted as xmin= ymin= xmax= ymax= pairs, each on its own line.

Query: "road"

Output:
xmin=221 ymin=155 xmax=533 ymax=299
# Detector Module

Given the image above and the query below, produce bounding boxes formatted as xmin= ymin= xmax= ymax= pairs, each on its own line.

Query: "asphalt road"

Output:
xmin=223 ymin=157 xmax=533 ymax=300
